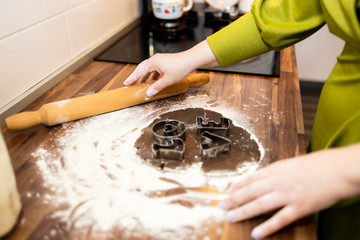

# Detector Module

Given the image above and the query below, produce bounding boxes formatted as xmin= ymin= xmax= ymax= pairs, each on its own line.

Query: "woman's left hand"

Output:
xmin=218 ymin=143 xmax=360 ymax=239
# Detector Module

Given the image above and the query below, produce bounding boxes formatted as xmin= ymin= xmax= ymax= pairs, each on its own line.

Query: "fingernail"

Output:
xmin=225 ymin=211 xmax=236 ymax=222
xmin=217 ymin=201 xmax=227 ymax=210
xmin=123 ymin=76 xmax=134 ymax=85
xmin=251 ymin=228 xmax=262 ymax=239
xmin=226 ymin=187 xmax=233 ymax=194
xmin=146 ymin=87 xmax=159 ymax=98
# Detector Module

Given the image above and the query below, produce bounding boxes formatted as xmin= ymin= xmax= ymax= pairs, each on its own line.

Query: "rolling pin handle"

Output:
xmin=6 ymin=111 xmax=42 ymax=131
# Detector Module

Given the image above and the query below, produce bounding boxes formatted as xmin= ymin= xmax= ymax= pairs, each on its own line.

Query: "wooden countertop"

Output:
xmin=2 ymin=46 xmax=315 ymax=239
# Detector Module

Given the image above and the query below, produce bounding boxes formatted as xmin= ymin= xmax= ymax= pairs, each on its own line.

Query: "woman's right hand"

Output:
xmin=123 ymin=40 xmax=219 ymax=98
xmin=123 ymin=52 xmax=194 ymax=97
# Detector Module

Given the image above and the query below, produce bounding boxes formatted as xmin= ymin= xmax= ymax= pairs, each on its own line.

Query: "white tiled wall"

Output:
xmin=0 ymin=0 xmax=64 ymax=39
xmin=0 ymin=0 xmax=140 ymax=110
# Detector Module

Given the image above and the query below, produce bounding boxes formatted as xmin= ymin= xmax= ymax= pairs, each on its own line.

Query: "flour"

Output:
xmin=49 ymin=99 xmax=70 ymax=108
xmin=55 ymin=114 xmax=70 ymax=124
xmin=33 ymin=93 xmax=264 ymax=239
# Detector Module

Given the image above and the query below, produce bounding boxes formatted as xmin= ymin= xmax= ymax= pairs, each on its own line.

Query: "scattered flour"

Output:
xmin=49 ymin=99 xmax=71 ymax=108
xmin=55 ymin=114 xmax=70 ymax=124
xmin=32 ymin=93 xmax=264 ymax=239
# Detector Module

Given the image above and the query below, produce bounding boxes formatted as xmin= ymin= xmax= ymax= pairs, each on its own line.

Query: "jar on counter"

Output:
xmin=0 ymin=131 xmax=22 ymax=237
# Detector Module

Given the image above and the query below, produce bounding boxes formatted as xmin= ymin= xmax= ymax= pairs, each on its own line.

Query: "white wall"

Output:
xmin=295 ymin=25 xmax=344 ymax=82
xmin=0 ymin=0 xmax=140 ymax=110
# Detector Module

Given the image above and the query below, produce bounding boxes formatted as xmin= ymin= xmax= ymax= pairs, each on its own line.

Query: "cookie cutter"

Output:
xmin=152 ymin=119 xmax=186 ymax=161
xmin=196 ymin=116 xmax=230 ymax=137
xmin=152 ymin=119 xmax=186 ymax=145
xmin=200 ymin=131 xmax=231 ymax=159
xmin=152 ymin=138 xmax=185 ymax=161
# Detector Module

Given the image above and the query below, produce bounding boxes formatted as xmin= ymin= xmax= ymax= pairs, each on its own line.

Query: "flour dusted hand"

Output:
xmin=218 ymin=143 xmax=360 ymax=239
xmin=124 ymin=53 xmax=193 ymax=97
xmin=124 ymin=40 xmax=220 ymax=98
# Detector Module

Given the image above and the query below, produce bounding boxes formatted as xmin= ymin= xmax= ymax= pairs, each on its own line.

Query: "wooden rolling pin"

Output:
xmin=6 ymin=73 xmax=210 ymax=131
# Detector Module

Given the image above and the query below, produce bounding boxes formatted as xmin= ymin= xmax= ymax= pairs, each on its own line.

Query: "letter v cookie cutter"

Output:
xmin=200 ymin=131 xmax=231 ymax=159
xmin=151 ymin=119 xmax=186 ymax=161
xmin=196 ymin=116 xmax=231 ymax=159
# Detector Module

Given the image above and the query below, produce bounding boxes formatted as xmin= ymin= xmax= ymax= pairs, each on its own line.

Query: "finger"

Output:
xmin=227 ymin=168 xmax=268 ymax=194
xmin=124 ymin=60 xmax=154 ymax=86
xmin=220 ymin=179 xmax=272 ymax=210
xmin=140 ymin=72 xmax=152 ymax=84
xmin=146 ymin=75 xmax=176 ymax=98
xmin=151 ymin=71 xmax=161 ymax=81
xmin=250 ymin=205 xmax=298 ymax=239
xmin=224 ymin=193 xmax=284 ymax=223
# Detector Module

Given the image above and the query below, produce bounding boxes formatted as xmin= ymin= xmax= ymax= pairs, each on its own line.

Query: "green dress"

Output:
xmin=207 ymin=0 xmax=360 ymax=238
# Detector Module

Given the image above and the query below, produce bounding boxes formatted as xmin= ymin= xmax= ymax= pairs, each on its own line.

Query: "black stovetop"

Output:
xmin=95 ymin=5 xmax=280 ymax=77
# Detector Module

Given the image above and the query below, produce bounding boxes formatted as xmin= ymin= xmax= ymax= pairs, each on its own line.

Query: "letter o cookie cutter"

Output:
xmin=152 ymin=119 xmax=186 ymax=145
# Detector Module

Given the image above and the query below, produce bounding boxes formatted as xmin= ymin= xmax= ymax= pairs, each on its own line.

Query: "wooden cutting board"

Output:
xmin=1 ymin=46 xmax=315 ymax=240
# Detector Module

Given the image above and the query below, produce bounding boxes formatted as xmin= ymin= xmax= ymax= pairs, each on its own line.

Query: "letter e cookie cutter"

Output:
xmin=196 ymin=116 xmax=230 ymax=137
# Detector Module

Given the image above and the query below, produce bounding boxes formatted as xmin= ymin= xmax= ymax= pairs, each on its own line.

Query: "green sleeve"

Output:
xmin=207 ymin=0 xmax=326 ymax=67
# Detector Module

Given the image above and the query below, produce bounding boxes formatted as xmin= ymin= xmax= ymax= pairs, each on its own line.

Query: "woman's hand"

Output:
xmin=218 ymin=143 xmax=360 ymax=239
xmin=123 ymin=52 xmax=193 ymax=97
xmin=123 ymin=40 xmax=219 ymax=97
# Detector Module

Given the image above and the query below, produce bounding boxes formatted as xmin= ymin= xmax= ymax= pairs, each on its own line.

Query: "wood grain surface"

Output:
xmin=1 ymin=46 xmax=316 ymax=239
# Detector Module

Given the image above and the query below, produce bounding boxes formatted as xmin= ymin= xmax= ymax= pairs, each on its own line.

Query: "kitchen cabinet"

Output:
xmin=1 ymin=46 xmax=315 ymax=239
